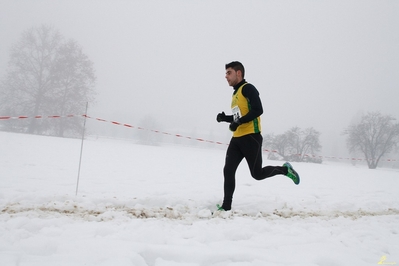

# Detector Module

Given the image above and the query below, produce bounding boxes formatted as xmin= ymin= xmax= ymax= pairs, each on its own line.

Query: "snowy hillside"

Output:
xmin=1 ymin=131 xmax=398 ymax=266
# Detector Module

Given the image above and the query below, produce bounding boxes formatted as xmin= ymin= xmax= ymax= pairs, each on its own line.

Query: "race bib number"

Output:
xmin=232 ymin=105 xmax=241 ymax=121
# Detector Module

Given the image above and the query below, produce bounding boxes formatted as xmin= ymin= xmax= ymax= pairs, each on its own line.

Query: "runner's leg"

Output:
xmin=242 ymin=134 xmax=287 ymax=180
xmin=222 ymin=137 xmax=244 ymax=210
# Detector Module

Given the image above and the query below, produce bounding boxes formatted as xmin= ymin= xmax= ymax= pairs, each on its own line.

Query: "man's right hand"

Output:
xmin=216 ymin=112 xmax=227 ymax=122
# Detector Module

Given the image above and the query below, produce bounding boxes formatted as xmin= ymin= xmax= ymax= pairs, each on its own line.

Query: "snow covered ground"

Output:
xmin=1 ymin=131 xmax=398 ymax=266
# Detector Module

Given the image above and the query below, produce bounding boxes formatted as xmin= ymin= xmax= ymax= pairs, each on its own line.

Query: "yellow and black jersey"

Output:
xmin=230 ymin=80 xmax=263 ymax=137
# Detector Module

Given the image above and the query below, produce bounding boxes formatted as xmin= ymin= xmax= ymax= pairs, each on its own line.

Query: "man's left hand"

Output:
xmin=229 ymin=119 xmax=241 ymax=131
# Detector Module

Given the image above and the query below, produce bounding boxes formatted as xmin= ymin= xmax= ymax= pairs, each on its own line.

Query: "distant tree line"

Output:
xmin=263 ymin=111 xmax=399 ymax=169
xmin=0 ymin=25 xmax=96 ymax=137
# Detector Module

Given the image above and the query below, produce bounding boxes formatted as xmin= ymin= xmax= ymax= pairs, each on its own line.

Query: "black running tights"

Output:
xmin=222 ymin=133 xmax=287 ymax=209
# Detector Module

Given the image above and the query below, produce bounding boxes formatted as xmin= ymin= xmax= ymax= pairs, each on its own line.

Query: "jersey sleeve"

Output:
xmin=240 ymin=84 xmax=263 ymax=123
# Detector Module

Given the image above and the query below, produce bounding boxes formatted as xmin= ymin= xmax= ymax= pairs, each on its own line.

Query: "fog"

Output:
xmin=1 ymin=0 xmax=398 ymax=156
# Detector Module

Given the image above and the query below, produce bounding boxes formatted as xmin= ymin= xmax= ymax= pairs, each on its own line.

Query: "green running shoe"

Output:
xmin=216 ymin=204 xmax=231 ymax=211
xmin=283 ymin=162 xmax=300 ymax=185
xmin=216 ymin=204 xmax=225 ymax=211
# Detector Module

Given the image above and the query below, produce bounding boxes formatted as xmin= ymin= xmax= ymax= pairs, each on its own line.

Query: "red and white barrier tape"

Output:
xmin=0 ymin=114 xmax=79 ymax=120
xmin=82 ymin=115 xmax=226 ymax=145
xmin=1 ymin=114 xmax=397 ymax=163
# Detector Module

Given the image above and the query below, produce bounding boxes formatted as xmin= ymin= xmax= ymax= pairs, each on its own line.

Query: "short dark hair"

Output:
xmin=225 ymin=61 xmax=245 ymax=78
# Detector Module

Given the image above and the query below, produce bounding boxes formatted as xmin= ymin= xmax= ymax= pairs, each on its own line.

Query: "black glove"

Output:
xmin=217 ymin=112 xmax=227 ymax=123
xmin=229 ymin=118 xmax=242 ymax=131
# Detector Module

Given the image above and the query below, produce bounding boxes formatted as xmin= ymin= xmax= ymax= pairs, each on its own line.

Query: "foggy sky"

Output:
xmin=1 ymin=0 xmax=398 ymax=155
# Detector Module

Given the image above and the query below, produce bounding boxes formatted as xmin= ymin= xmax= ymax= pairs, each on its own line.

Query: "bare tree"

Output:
xmin=51 ymin=40 xmax=96 ymax=136
xmin=344 ymin=112 xmax=399 ymax=169
xmin=263 ymin=133 xmax=290 ymax=160
xmin=0 ymin=25 xmax=96 ymax=137
xmin=264 ymin=127 xmax=322 ymax=163
xmin=286 ymin=127 xmax=322 ymax=162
